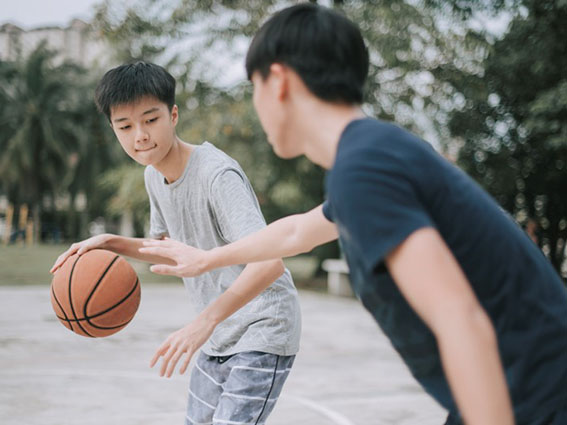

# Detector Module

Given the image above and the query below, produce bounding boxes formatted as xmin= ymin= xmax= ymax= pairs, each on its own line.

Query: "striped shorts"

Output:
xmin=185 ymin=350 xmax=295 ymax=425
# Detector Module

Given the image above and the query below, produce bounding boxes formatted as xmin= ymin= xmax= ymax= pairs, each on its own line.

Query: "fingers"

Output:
xmin=149 ymin=264 xmax=181 ymax=276
xmin=159 ymin=342 xmax=190 ymax=378
xmin=50 ymin=244 xmax=80 ymax=273
xmin=138 ymin=246 xmax=170 ymax=257
xmin=151 ymin=337 xmax=195 ymax=378
xmin=150 ymin=341 xmax=170 ymax=368
xmin=165 ymin=346 xmax=186 ymax=377
xmin=142 ymin=239 xmax=178 ymax=249
xmin=179 ymin=351 xmax=194 ymax=375
xmin=76 ymin=244 xmax=91 ymax=255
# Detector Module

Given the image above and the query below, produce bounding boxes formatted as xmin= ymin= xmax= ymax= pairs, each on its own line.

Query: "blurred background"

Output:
xmin=0 ymin=0 xmax=566 ymax=285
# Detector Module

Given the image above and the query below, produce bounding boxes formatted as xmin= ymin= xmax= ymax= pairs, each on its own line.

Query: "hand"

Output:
xmin=139 ymin=238 xmax=210 ymax=277
xmin=151 ymin=316 xmax=216 ymax=377
xmin=50 ymin=234 xmax=112 ymax=274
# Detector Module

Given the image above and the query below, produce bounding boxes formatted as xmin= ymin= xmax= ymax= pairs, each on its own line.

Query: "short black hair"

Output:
xmin=94 ymin=62 xmax=176 ymax=121
xmin=245 ymin=3 xmax=369 ymax=104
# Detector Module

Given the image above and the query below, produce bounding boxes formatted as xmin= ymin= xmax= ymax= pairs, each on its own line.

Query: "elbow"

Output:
xmin=434 ymin=302 xmax=497 ymax=348
xmin=469 ymin=306 xmax=498 ymax=347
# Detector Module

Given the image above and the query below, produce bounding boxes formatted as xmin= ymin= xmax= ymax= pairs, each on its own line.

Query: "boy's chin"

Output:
xmin=128 ymin=154 xmax=155 ymax=167
xmin=272 ymin=142 xmax=301 ymax=159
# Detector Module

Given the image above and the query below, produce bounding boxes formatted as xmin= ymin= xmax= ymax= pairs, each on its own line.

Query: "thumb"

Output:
xmin=150 ymin=264 xmax=180 ymax=276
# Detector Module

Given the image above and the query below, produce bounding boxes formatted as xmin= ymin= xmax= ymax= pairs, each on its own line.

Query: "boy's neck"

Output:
xmin=153 ymin=136 xmax=193 ymax=184
xmin=298 ymin=99 xmax=366 ymax=170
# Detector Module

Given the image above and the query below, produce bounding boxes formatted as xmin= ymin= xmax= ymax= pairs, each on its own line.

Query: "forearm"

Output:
xmin=206 ymin=203 xmax=341 ymax=273
xmin=198 ymin=260 xmax=285 ymax=326
xmin=104 ymin=234 xmax=176 ymax=266
xmin=206 ymin=215 xmax=305 ymax=271
xmin=437 ymin=308 xmax=514 ymax=425
xmin=386 ymin=228 xmax=514 ymax=425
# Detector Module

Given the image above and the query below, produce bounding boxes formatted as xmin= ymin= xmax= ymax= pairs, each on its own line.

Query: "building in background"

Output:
xmin=0 ymin=19 xmax=109 ymax=67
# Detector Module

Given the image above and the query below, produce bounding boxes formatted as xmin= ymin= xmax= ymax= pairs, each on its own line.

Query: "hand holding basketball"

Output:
xmin=50 ymin=249 xmax=141 ymax=338
xmin=50 ymin=234 xmax=112 ymax=274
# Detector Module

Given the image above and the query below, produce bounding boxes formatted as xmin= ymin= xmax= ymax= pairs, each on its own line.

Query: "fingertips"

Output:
xmin=150 ymin=265 xmax=168 ymax=274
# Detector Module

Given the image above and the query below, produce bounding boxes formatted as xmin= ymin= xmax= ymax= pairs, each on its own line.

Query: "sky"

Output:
xmin=0 ymin=0 xmax=102 ymax=29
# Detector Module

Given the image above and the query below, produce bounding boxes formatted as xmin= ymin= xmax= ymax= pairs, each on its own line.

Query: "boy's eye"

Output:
xmin=147 ymin=117 xmax=158 ymax=124
xmin=119 ymin=125 xmax=131 ymax=130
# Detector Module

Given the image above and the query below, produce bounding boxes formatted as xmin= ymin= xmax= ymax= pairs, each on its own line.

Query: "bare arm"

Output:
xmin=151 ymin=259 xmax=285 ymax=377
xmin=386 ymin=227 xmax=514 ymax=425
xmin=140 ymin=204 xmax=338 ymax=277
xmin=105 ymin=234 xmax=176 ymax=265
xmin=50 ymin=233 xmax=175 ymax=274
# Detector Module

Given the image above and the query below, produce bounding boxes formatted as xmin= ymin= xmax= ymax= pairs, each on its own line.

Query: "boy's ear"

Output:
xmin=171 ymin=104 xmax=179 ymax=125
xmin=269 ymin=63 xmax=289 ymax=101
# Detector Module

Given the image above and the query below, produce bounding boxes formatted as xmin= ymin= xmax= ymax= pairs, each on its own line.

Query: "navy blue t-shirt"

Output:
xmin=323 ymin=118 xmax=567 ymax=423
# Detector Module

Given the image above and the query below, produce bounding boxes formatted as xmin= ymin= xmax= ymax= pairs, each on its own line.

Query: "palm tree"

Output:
xmin=0 ymin=42 xmax=85 ymax=241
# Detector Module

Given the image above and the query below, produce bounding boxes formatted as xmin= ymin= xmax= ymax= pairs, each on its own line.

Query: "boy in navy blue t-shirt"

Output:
xmin=140 ymin=4 xmax=567 ymax=424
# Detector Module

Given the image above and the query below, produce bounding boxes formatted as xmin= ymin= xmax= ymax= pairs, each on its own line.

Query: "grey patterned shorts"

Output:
xmin=185 ymin=350 xmax=295 ymax=425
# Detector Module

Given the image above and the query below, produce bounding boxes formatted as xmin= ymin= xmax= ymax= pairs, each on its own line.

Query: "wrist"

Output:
xmin=198 ymin=308 xmax=222 ymax=328
xmin=101 ymin=233 xmax=116 ymax=250
xmin=203 ymin=248 xmax=219 ymax=273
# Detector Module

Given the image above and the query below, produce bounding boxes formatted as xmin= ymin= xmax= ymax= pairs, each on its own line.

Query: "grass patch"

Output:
xmin=0 ymin=244 xmax=179 ymax=286
xmin=0 ymin=244 xmax=323 ymax=289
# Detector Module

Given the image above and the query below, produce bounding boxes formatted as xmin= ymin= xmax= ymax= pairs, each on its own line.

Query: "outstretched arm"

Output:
xmin=150 ymin=259 xmax=285 ymax=377
xmin=386 ymin=227 xmax=514 ymax=425
xmin=50 ymin=234 xmax=175 ymax=274
xmin=139 ymin=204 xmax=338 ymax=277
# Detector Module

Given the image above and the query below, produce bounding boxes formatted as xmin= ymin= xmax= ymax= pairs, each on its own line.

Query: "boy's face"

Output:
xmin=110 ymin=96 xmax=178 ymax=166
xmin=251 ymin=68 xmax=302 ymax=159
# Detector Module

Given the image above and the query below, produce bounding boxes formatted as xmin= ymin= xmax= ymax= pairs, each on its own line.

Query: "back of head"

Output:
xmin=246 ymin=3 xmax=369 ymax=104
xmin=95 ymin=61 xmax=176 ymax=121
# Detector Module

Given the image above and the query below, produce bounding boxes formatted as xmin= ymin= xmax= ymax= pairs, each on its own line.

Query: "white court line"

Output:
xmin=0 ymin=369 xmax=356 ymax=425
xmin=0 ymin=368 xmax=174 ymax=380
xmin=283 ymin=395 xmax=356 ymax=425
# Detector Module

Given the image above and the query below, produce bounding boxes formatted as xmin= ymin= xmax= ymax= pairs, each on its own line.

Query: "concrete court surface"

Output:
xmin=0 ymin=284 xmax=447 ymax=425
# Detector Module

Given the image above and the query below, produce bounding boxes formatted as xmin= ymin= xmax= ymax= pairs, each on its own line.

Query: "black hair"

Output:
xmin=245 ymin=3 xmax=369 ymax=104
xmin=94 ymin=61 xmax=176 ymax=121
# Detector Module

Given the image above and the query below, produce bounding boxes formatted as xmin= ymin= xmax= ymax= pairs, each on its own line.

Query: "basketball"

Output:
xmin=50 ymin=249 xmax=141 ymax=338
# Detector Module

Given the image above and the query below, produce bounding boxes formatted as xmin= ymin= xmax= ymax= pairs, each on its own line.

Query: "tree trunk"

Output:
xmin=32 ymin=204 xmax=40 ymax=244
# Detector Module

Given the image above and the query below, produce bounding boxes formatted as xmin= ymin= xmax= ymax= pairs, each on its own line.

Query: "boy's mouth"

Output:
xmin=136 ymin=145 xmax=157 ymax=152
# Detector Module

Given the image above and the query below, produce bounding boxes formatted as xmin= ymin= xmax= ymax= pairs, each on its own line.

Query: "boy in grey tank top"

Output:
xmin=50 ymin=62 xmax=301 ymax=425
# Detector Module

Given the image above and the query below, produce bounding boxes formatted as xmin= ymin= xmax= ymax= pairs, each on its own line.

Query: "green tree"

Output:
xmin=446 ymin=0 xmax=567 ymax=275
xmin=63 ymin=88 xmax=124 ymax=240
xmin=92 ymin=0 xmax=486 ymax=264
xmin=0 ymin=43 xmax=86 ymax=241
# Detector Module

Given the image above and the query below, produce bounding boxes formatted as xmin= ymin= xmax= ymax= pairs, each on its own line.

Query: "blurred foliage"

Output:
xmin=2 ymin=0 xmax=565 ymax=274
xmin=99 ymin=164 xmax=149 ymax=226
xmin=0 ymin=42 xmax=122 ymax=241
xmin=445 ymin=0 xmax=567 ymax=273
xmin=90 ymin=0 xmax=490 ymax=264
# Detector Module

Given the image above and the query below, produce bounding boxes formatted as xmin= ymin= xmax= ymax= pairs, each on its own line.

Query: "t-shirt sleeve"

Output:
xmin=144 ymin=168 xmax=169 ymax=239
xmin=209 ymin=168 xmax=267 ymax=243
xmin=322 ymin=200 xmax=334 ymax=222
xmin=333 ymin=151 xmax=434 ymax=274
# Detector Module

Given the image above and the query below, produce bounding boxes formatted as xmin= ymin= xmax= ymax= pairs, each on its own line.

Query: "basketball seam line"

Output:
xmin=68 ymin=254 xmax=93 ymax=337
xmin=56 ymin=278 xmax=140 ymax=330
xmin=51 ymin=285 xmax=72 ymax=330
xmin=82 ymin=254 xmax=121 ymax=321
xmin=85 ymin=277 xmax=139 ymax=330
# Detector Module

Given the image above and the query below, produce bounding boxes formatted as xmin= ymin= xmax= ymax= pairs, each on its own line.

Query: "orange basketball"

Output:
xmin=50 ymin=249 xmax=141 ymax=338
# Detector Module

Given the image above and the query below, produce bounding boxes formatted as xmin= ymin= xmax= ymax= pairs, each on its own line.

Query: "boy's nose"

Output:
xmin=135 ymin=129 xmax=150 ymax=143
